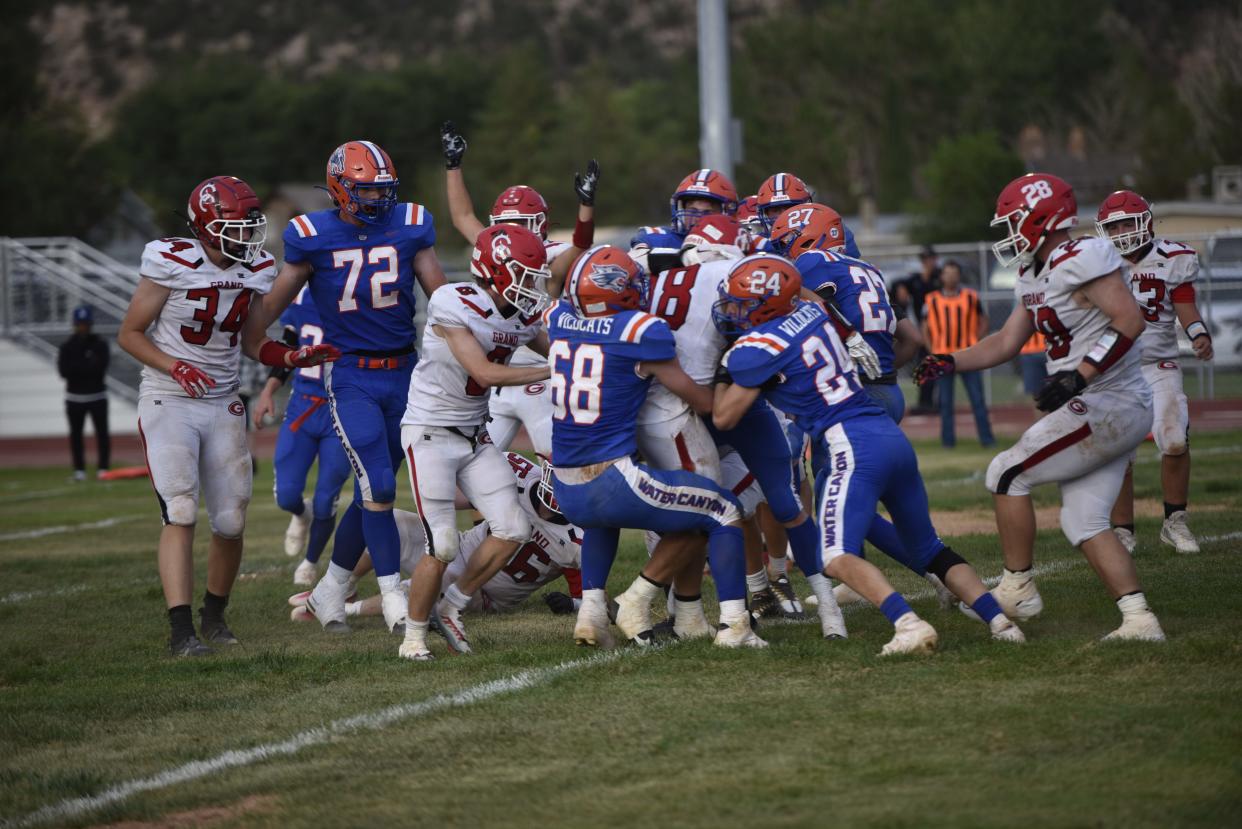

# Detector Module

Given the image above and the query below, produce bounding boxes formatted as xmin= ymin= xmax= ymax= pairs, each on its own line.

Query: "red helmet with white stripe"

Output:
xmin=756 ymin=172 xmax=813 ymax=233
xmin=681 ymin=214 xmax=748 ymax=265
xmin=1095 ymin=189 xmax=1153 ymax=256
xmin=187 ymin=176 xmax=267 ymax=264
xmin=326 ymin=140 xmax=399 ymax=225
xmin=712 ymin=254 xmax=802 ymax=336
xmin=470 ymin=225 xmax=551 ymax=315
xmin=736 ymin=195 xmax=763 ymax=235
xmin=566 ymin=245 xmax=648 ymax=318
xmin=670 ymin=168 xmax=739 ymax=235
xmin=489 ymin=185 xmax=550 ymax=240
xmin=991 ymin=173 xmax=1078 ymax=267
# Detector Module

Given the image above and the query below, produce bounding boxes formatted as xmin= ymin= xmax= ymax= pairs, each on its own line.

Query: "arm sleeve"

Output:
xmin=267 ymin=326 xmax=299 ymax=383
xmin=722 ymin=342 xmax=780 ymax=388
xmin=281 ymin=221 xmax=312 ymax=264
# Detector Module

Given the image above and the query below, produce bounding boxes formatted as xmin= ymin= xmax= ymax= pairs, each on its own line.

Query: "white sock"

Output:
xmin=746 ymin=569 xmax=770 ymax=593
xmin=674 ymin=596 xmax=703 ymax=621
xmin=345 ymin=601 xmax=362 ymax=617
xmin=403 ymin=618 xmax=428 ymax=643
xmin=719 ymin=598 xmax=748 ymax=625
xmin=328 ymin=562 xmax=354 ymax=585
xmin=667 ymin=589 xmax=678 ymax=616
xmin=443 ymin=582 xmax=471 ymax=611
xmin=895 ymin=610 xmax=920 ymax=629
xmin=626 ymin=575 xmax=662 ymax=604
xmin=1116 ymin=592 xmax=1150 ymax=616
xmin=376 ymin=573 xmax=401 ymax=594
xmin=768 ymin=555 xmax=788 ymax=577
xmin=582 ymin=588 xmax=607 ymax=609
xmin=1001 ymin=568 xmax=1031 ymax=586
xmin=806 ymin=572 xmax=836 ymax=606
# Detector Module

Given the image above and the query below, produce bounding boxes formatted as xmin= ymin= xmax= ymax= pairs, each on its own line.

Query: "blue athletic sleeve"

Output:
xmin=282 ymin=220 xmax=313 ymax=264
xmin=795 ymin=251 xmax=842 ymax=296
xmin=723 ymin=333 xmax=790 ymax=388
xmin=633 ymin=317 xmax=676 ymax=362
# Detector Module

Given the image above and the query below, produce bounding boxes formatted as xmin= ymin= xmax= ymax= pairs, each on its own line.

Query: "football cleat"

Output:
xmin=1160 ymin=511 xmax=1199 ymax=554
xmin=169 ymin=633 xmax=213 ymax=657
xmin=989 ymin=615 xmax=1026 ymax=643
xmin=993 ymin=571 xmax=1044 ymax=620
xmin=714 ymin=619 xmax=769 ymax=649
xmin=880 ymin=615 xmax=938 ymax=656
xmin=612 ymin=590 xmax=656 ymax=646
xmin=284 ymin=498 xmax=313 ymax=557
xmin=1114 ymin=526 xmax=1137 ymax=555
xmin=430 ymin=603 xmax=473 ymax=654
xmin=290 ymin=605 xmax=314 ymax=623
xmin=288 ymin=590 xmax=311 ymax=607
xmin=832 ymin=581 xmax=867 ymax=605
xmin=307 ymin=576 xmax=352 ymax=633
xmin=1103 ymin=611 xmax=1166 ymax=642
xmin=770 ymin=574 xmax=806 ymax=618
xmin=293 ymin=559 xmax=318 ymax=586
xmin=573 ymin=601 xmax=615 ymax=649
xmin=749 ymin=587 xmax=780 ymax=620
xmin=381 ymin=590 xmax=408 ymax=635
xmin=198 ymin=611 xmax=239 ymax=645
xmin=816 ymin=592 xmax=849 ymax=640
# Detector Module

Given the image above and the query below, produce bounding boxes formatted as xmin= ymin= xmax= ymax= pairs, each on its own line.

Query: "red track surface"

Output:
xmin=1 ymin=401 xmax=1239 ymax=469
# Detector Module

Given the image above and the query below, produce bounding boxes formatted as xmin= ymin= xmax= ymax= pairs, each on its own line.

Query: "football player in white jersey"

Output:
xmin=118 ymin=176 xmax=339 ymax=656
xmin=290 ymin=452 xmax=582 ymax=626
xmin=1096 ymin=190 xmax=1214 ymax=555
xmin=915 ymin=173 xmax=1163 ymax=641
xmin=398 ymin=224 xmax=554 ymax=660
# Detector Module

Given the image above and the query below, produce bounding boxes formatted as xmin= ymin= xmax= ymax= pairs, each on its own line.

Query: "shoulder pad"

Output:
xmin=141 ymin=237 xmax=205 ymax=283
xmin=398 ymin=202 xmax=430 ymax=227
xmin=618 ymin=311 xmax=665 ymax=344
xmin=287 ymin=214 xmax=319 ymax=240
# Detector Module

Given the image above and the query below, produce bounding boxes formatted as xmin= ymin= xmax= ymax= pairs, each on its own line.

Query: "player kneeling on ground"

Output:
xmin=119 ymin=176 xmax=339 ymax=656
xmin=915 ymin=173 xmax=1163 ymax=641
xmin=713 ymin=255 xmax=1024 ymax=655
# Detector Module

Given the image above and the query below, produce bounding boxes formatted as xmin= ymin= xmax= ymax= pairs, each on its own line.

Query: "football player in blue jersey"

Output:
xmin=547 ymin=245 xmax=764 ymax=649
xmin=630 ymin=168 xmax=739 ymax=277
xmin=754 ymin=172 xmax=861 ymax=258
xmin=249 ymin=140 xmax=447 ymax=634
xmin=251 ymin=287 xmax=352 ymax=587
xmin=712 ymin=254 xmax=1025 ymax=654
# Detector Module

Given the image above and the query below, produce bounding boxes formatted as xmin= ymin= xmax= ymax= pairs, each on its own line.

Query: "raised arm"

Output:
xmin=441 ymin=121 xmax=486 ymax=244
xmin=548 ymin=160 xmax=600 ymax=297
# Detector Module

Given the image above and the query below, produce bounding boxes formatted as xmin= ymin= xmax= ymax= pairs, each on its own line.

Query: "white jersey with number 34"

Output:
xmin=1015 ymin=236 xmax=1144 ymax=394
xmin=403 ymin=283 xmax=542 ymax=428
xmin=639 ymin=260 xmax=731 ymax=424
xmin=138 ymin=237 xmax=277 ymax=399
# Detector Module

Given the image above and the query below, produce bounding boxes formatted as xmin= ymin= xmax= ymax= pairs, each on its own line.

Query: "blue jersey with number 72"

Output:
xmin=282 ymin=203 xmax=435 ymax=354
xmin=546 ymin=301 xmax=676 ymax=467
xmin=794 ymin=249 xmax=897 ymax=376
xmin=723 ymin=301 xmax=882 ymax=439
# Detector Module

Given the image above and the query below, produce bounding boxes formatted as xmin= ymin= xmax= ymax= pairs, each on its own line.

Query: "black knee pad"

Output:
xmin=925 ymin=547 xmax=968 ymax=581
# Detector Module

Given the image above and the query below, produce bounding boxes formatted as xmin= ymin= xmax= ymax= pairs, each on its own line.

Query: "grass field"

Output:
xmin=1 ymin=432 xmax=1241 ymax=828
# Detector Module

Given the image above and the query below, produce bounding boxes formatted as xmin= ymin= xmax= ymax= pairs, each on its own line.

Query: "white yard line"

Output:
xmin=3 ymin=649 xmax=634 ymax=829
xmin=0 ymin=516 xmax=143 ymax=542
xmin=1200 ymin=530 xmax=1242 ymax=544
xmin=0 ymin=487 xmax=73 ymax=505
xmin=0 ymin=564 xmax=287 ymax=606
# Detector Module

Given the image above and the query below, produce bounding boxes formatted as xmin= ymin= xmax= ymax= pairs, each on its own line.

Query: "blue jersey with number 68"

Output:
xmin=282 ymin=203 xmax=435 ymax=354
xmin=723 ymin=301 xmax=882 ymax=439
xmin=794 ymin=250 xmax=896 ymax=377
xmin=546 ymin=301 xmax=676 ymax=467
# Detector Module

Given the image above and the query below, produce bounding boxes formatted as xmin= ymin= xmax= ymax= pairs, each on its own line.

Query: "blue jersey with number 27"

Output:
xmin=282 ymin=203 xmax=435 ymax=354
xmin=723 ymin=301 xmax=882 ymax=439
xmin=546 ymin=301 xmax=676 ymax=467
xmin=794 ymin=250 xmax=897 ymax=376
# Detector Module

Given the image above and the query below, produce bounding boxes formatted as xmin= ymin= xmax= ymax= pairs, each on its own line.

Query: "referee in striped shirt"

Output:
xmin=922 ymin=261 xmax=995 ymax=448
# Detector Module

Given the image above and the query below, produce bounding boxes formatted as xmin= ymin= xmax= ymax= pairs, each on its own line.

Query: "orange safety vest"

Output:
xmin=924 ymin=288 xmax=982 ymax=353
xmin=1020 ymin=330 xmax=1046 ymax=355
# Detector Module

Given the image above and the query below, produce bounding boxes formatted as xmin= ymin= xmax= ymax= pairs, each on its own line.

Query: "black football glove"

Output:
xmin=544 ymin=591 xmax=576 ymax=615
xmin=574 ymin=159 xmax=600 ymax=206
xmin=1034 ymin=369 xmax=1087 ymax=412
xmin=441 ymin=121 xmax=467 ymax=170
xmin=912 ymin=353 xmax=955 ymax=386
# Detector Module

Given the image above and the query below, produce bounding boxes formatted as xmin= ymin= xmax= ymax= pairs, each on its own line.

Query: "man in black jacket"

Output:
xmin=57 ymin=306 xmax=110 ymax=480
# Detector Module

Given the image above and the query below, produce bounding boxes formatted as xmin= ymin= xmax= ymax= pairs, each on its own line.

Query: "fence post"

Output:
xmin=0 ymin=238 xmax=9 ymax=336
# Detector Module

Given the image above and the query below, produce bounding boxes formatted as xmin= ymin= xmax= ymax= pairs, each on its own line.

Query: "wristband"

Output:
xmin=572 ymin=217 xmax=595 ymax=250
xmin=258 ymin=339 xmax=295 ymax=368
xmin=1082 ymin=327 xmax=1134 ymax=373
xmin=1185 ymin=321 xmax=1209 ymax=341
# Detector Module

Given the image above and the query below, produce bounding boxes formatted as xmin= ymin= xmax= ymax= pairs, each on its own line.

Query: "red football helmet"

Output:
xmin=756 ymin=172 xmax=814 ymax=233
xmin=670 ymin=168 xmax=739 ymax=235
xmin=991 ymin=173 xmax=1078 ymax=267
xmin=768 ymin=202 xmax=846 ymax=259
xmin=712 ymin=254 xmax=803 ymax=336
xmin=326 ymin=140 xmax=399 ymax=225
xmin=470 ymin=224 xmax=551 ymax=315
xmin=489 ymin=185 xmax=550 ymax=240
xmin=566 ymin=245 xmax=648 ymax=318
xmin=1096 ymin=189 xmax=1153 ymax=256
xmin=681 ymin=214 xmax=748 ymax=265
xmin=187 ymin=176 xmax=267 ymax=264
xmin=736 ymin=195 xmax=763 ymax=235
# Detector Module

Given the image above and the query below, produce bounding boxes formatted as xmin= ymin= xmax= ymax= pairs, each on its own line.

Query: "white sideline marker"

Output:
xmin=0 ymin=516 xmax=141 ymax=542
xmin=4 ymin=649 xmax=632 ymax=829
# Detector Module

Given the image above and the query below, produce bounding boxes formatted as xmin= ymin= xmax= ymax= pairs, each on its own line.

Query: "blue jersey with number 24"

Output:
xmin=723 ymin=301 xmax=881 ymax=439
xmin=546 ymin=301 xmax=676 ymax=467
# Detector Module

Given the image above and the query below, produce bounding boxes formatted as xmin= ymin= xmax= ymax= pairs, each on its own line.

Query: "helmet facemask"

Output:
xmin=990 ymin=208 xmax=1034 ymax=268
xmin=1096 ymin=211 xmax=1153 ymax=256
xmin=207 ymin=211 xmax=268 ymax=264
xmin=536 ymin=462 xmax=561 ymax=516
xmin=344 ymin=178 xmax=399 ymax=225
xmin=499 ymin=257 xmax=552 ymax=316
xmin=490 ymin=211 xmax=548 ymax=240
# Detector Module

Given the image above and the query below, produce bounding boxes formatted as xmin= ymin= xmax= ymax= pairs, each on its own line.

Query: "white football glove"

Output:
xmin=845 ymin=332 xmax=882 ymax=380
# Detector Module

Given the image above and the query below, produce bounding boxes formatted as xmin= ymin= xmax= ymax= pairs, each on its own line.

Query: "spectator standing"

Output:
xmin=903 ymin=245 xmax=942 ymax=413
xmin=1018 ymin=330 xmax=1048 ymax=401
xmin=923 ymin=261 xmax=995 ymax=448
xmin=57 ymin=305 xmax=111 ymax=480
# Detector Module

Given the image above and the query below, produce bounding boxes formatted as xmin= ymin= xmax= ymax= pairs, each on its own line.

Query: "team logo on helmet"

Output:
xmin=588 ymin=263 xmax=631 ymax=293
xmin=328 ymin=147 xmax=346 ymax=178
xmin=197 ymin=182 xmax=218 ymax=211
xmin=490 ymin=228 xmax=512 ymax=262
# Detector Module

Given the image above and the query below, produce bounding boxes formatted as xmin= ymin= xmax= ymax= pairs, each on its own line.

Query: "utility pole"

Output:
xmin=697 ymin=0 xmax=733 ymax=179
